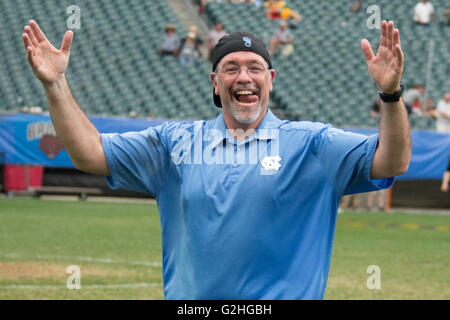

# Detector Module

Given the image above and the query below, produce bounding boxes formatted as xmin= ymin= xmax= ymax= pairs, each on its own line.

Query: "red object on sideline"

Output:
xmin=3 ymin=165 xmax=44 ymax=191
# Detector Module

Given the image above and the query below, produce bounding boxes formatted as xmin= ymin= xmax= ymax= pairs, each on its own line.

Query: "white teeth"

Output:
xmin=235 ymin=90 xmax=254 ymax=95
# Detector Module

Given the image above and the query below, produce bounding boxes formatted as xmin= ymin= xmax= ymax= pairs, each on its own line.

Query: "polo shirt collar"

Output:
xmin=209 ymin=108 xmax=282 ymax=149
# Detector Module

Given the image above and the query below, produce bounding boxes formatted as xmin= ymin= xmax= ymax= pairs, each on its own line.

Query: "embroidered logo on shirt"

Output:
xmin=261 ymin=155 xmax=282 ymax=171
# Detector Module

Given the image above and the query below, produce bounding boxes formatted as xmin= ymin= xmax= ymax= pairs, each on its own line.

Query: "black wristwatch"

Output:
xmin=378 ymin=83 xmax=404 ymax=103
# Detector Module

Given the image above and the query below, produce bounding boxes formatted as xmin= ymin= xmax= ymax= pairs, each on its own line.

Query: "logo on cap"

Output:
xmin=243 ymin=36 xmax=252 ymax=47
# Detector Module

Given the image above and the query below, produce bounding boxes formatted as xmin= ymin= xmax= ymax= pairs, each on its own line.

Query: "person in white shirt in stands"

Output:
xmin=403 ymin=84 xmax=425 ymax=115
xmin=436 ymin=93 xmax=450 ymax=132
xmin=414 ymin=0 xmax=436 ymax=25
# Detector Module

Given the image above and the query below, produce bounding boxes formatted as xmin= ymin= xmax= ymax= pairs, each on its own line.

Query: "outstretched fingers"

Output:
xmin=379 ymin=21 xmax=403 ymax=64
xmin=379 ymin=20 xmax=387 ymax=48
xmin=361 ymin=39 xmax=374 ymax=63
xmin=29 ymin=20 xmax=47 ymax=43
xmin=392 ymin=27 xmax=403 ymax=66
xmin=60 ymin=30 xmax=73 ymax=55
xmin=22 ymin=32 xmax=36 ymax=67
xmin=386 ymin=21 xmax=394 ymax=50
xmin=24 ymin=26 xmax=38 ymax=47
xmin=395 ymin=42 xmax=404 ymax=67
xmin=393 ymin=28 xmax=400 ymax=47
xmin=22 ymin=32 xmax=33 ymax=51
xmin=25 ymin=45 xmax=37 ymax=69
xmin=393 ymin=28 xmax=401 ymax=57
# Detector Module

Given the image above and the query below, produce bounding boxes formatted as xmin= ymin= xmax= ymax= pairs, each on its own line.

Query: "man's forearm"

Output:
xmin=371 ymin=98 xmax=411 ymax=179
xmin=43 ymin=75 xmax=109 ymax=175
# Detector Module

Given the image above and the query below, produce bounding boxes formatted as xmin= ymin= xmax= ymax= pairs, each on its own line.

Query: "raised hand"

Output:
xmin=22 ymin=20 xmax=73 ymax=85
xmin=361 ymin=20 xmax=404 ymax=94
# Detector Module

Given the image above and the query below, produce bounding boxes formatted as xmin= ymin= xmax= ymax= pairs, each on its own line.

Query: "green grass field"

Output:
xmin=0 ymin=198 xmax=449 ymax=299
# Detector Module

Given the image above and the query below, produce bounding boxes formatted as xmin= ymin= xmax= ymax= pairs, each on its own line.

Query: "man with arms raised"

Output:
xmin=23 ymin=20 xmax=410 ymax=299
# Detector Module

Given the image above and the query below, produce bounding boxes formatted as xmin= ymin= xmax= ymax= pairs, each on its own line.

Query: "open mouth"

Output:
xmin=232 ymin=90 xmax=259 ymax=105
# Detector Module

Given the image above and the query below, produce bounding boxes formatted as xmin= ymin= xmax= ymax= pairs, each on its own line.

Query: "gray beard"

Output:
xmin=230 ymin=101 xmax=263 ymax=124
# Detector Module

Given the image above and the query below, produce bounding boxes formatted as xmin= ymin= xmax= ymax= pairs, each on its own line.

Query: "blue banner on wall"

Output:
xmin=0 ymin=113 xmax=166 ymax=168
xmin=347 ymin=128 xmax=450 ymax=180
xmin=1 ymin=113 xmax=449 ymax=180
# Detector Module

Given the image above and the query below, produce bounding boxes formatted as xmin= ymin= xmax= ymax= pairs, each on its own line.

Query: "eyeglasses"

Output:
xmin=217 ymin=65 xmax=268 ymax=77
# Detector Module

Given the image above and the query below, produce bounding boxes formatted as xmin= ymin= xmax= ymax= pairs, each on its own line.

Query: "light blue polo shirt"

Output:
xmin=101 ymin=109 xmax=393 ymax=300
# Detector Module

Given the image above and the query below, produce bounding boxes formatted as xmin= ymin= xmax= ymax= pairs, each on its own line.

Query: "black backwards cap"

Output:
xmin=211 ymin=31 xmax=272 ymax=108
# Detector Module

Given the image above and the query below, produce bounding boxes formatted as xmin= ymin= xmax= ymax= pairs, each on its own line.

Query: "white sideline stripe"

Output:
xmin=0 ymin=283 xmax=162 ymax=289
xmin=0 ymin=253 xmax=162 ymax=267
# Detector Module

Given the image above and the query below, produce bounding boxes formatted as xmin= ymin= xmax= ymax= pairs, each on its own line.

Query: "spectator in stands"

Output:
xmin=269 ymin=20 xmax=294 ymax=57
xmin=253 ymin=0 xmax=263 ymax=7
xmin=181 ymin=25 xmax=204 ymax=59
xmin=198 ymin=0 xmax=207 ymax=14
xmin=352 ymin=1 xmax=362 ymax=13
xmin=179 ymin=32 xmax=200 ymax=65
xmin=441 ymin=159 xmax=450 ymax=192
xmin=436 ymin=92 xmax=450 ymax=132
xmin=414 ymin=0 xmax=435 ymax=26
xmin=425 ymin=97 xmax=437 ymax=118
xmin=207 ymin=22 xmax=227 ymax=63
xmin=157 ymin=24 xmax=180 ymax=57
xmin=403 ymin=84 xmax=425 ymax=115
xmin=265 ymin=0 xmax=303 ymax=26
xmin=411 ymin=100 xmax=425 ymax=116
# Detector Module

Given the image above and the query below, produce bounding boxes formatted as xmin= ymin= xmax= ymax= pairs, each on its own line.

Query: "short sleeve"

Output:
xmin=101 ymin=124 xmax=171 ymax=196
xmin=312 ymin=125 xmax=394 ymax=196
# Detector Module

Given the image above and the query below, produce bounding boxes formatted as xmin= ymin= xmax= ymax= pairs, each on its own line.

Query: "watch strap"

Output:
xmin=378 ymin=83 xmax=404 ymax=103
